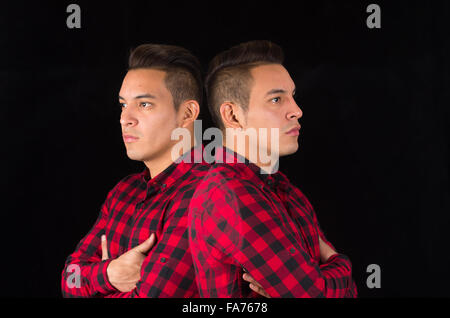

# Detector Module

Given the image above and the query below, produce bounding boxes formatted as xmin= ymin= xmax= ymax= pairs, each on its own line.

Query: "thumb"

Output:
xmin=101 ymin=235 xmax=109 ymax=260
xmin=134 ymin=233 xmax=156 ymax=254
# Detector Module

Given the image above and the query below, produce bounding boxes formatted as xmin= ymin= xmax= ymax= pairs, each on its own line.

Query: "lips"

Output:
xmin=286 ymin=126 xmax=301 ymax=136
xmin=123 ymin=134 xmax=139 ymax=143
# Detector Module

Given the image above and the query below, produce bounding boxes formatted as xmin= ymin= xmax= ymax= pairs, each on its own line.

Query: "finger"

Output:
xmin=249 ymin=283 xmax=271 ymax=298
xmin=101 ymin=235 xmax=109 ymax=260
xmin=242 ymin=273 xmax=253 ymax=283
xmin=243 ymin=273 xmax=269 ymax=297
xmin=135 ymin=233 xmax=156 ymax=254
xmin=318 ymin=236 xmax=324 ymax=244
xmin=243 ymin=273 xmax=263 ymax=289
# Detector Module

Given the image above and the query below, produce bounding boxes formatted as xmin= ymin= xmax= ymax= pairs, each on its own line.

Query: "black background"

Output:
xmin=1 ymin=0 xmax=448 ymax=298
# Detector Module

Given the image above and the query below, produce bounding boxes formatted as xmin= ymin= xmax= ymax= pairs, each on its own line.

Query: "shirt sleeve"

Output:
xmin=61 ymin=188 xmax=118 ymax=298
xmin=319 ymin=254 xmax=358 ymax=298
xmin=101 ymin=243 xmax=186 ymax=298
xmin=102 ymin=209 xmax=195 ymax=298
xmin=306 ymin=197 xmax=358 ymax=297
xmin=193 ymin=180 xmax=353 ymax=298
xmin=62 ymin=200 xmax=170 ymax=298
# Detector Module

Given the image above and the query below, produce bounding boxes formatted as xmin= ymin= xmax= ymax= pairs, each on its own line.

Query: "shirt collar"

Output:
xmin=139 ymin=145 xmax=204 ymax=192
xmin=214 ymin=146 xmax=289 ymax=187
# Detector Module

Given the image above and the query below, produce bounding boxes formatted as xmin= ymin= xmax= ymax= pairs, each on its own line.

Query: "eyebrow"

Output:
xmin=118 ymin=94 xmax=157 ymax=100
xmin=265 ymin=88 xmax=296 ymax=96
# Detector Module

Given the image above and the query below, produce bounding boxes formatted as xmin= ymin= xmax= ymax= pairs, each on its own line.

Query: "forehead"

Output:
xmin=119 ymin=68 xmax=169 ymax=97
xmin=250 ymin=64 xmax=295 ymax=93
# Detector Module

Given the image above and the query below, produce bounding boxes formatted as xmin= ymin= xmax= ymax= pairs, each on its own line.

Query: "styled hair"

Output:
xmin=205 ymin=40 xmax=284 ymax=129
xmin=128 ymin=44 xmax=203 ymax=110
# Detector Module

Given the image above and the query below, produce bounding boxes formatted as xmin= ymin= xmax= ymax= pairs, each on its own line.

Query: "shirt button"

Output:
xmin=267 ymin=179 xmax=273 ymax=185
xmin=161 ymin=183 xmax=167 ymax=189
xmin=290 ymin=247 xmax=296 ymax=254
xmin=160 ymin=257 xmax=166 ymax=263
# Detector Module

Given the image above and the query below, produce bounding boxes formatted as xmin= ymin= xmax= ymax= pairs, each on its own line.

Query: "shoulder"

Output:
xmin=190 ymin=164 xmax=269 ymax=222
xmin=192 ymin=163 xmax=260 ymax=195
xmin=98 ymin=171 xmax=145 ymax=212
xmin=106 ymin=171 xmax=144 ymax=198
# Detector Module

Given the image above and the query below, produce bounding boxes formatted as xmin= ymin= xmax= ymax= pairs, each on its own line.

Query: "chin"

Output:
xmin=125 ymin=149 xmax=145 ymax=162
xmin=279 ymin=142 xmax=299 ymax=157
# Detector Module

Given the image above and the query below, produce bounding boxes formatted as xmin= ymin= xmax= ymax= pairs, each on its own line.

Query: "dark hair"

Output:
xmin=128 ymin=44 xmax=203 ymax=110
xmin=205 ymin=40 xmax=284 ymax=129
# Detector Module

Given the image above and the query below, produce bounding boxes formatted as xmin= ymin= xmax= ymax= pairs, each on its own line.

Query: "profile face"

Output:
xmin=245 ymin=64 xmax=303 ymax=157
xmin=119 ymin=69 xmax=179 ymax=164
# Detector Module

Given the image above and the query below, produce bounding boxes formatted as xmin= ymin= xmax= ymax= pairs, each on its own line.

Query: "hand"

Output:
xmin=101 ymin=233 xmax=156 ymax=292
xmin=243 ymin=273 xmax=271 ymax=298
xmin=318 ymin=235 xmax=337 ymax=263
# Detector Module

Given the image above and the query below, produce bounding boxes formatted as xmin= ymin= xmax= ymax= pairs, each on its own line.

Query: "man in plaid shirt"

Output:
xmin=61 ymin=44 xmax=207 ymax=297
xmin=188 ymin=40 xmax=357 ymax=297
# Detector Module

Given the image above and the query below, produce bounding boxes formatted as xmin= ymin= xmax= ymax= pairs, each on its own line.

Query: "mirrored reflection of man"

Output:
xmin=61 ymin=44 xmax=208 ymax=297
xmin=188 ymin=40 xmax=357 ymax=298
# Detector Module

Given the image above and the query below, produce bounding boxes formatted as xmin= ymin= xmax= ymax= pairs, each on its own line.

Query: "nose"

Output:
xmin=286 ymin=100 xmax=303 ymax=121
xmin=120 ymin=107 xmax=138 ymax=128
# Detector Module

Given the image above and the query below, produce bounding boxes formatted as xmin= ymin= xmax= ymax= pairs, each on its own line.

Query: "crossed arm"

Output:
xmin=189 ymin=182 xmax=357 ymax=298
xmin=62 ymin=201 xmax=197 ymax=297
xmin=101 ymin=234 xmax=155 ymax=293
xmin=61 ymin=203 xmax=156 ymax=297
xmin=62 ymin=184 xmax=355 ymax=298
xmin=244 ymin=236 xmax=339 ymax=297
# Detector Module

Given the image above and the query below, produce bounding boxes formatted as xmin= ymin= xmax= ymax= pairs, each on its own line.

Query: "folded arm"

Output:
xmin=194 ymin=182 xmax=355 ymax=298
xmin=61 ymin=203 xmax=116 ymax=297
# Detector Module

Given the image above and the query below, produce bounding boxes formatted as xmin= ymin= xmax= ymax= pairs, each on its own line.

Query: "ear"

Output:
xmin=178 ymin=100 xmax=200 ymax=128
xmin=219 ymin=102 xmax=245 ymax=129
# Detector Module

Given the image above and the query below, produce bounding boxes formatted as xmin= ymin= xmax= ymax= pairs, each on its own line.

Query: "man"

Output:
xmin=61 ymin=43 xmax=208 ymax=297
xmin=188 ymin=40 xmax=357 ymax=297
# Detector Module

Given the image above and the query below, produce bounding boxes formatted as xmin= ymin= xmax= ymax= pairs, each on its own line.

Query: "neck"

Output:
xmin=223 ymin=138 xmax=279 ymax=175
xmin=143 ymin=150 xmax=175 ymax=179
xmin=144 ymin=132 xmax=196 ymax=179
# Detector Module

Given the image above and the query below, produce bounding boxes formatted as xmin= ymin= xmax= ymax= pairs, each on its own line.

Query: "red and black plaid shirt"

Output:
xmin=61 ymin=147 xmax=208 ymax=297
xmin=188 ymin=147 xmax=357 ymax=298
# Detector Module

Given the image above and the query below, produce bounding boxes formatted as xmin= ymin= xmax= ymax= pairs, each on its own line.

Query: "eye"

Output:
xmin=119 ymin=102 xmax=127 ymax=108
xmin=140 ymin=102 xmax=153 ymax=108
xmin=271 ymin=97 xmax=281 ymax=103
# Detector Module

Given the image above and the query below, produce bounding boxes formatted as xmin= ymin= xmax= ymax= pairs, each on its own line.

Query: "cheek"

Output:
xmin=142 ymin=110 xmax=177 ymax=137
xmin=248 ymin=108 xmax=283 ymax=130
